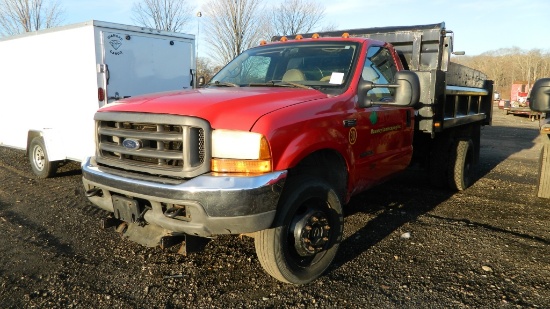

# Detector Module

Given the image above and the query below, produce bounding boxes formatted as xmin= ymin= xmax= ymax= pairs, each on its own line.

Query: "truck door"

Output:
xmin=101 ymin=31 xmax=193 ymax=103
xmin=352 ymin=45 xmax=414 ymax=189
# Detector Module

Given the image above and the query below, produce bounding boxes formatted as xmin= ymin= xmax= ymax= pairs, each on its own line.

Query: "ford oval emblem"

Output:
xmin=122 ymin=139 xmax=142 ymax=150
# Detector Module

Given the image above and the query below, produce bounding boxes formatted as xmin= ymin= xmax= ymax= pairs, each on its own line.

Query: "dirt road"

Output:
xmin=0 ymin=109 xmax=548 ymax=308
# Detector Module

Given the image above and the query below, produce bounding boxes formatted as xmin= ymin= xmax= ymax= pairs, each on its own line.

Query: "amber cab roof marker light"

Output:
xmin=342 ymin=32 xmax=350 ymax=39
xmin=311 ymin=33 xmax=320 ymax=39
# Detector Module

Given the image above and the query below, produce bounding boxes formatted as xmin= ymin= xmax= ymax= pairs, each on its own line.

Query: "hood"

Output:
xmin=98 ymin=87 xmax=327 ymax=130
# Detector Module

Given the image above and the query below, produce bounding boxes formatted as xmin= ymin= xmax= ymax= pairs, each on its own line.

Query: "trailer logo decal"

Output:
xmin=107 ymin=33 xmax=124 ymax=55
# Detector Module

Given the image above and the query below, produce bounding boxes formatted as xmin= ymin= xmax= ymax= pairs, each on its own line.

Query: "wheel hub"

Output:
xmin=292 ymin=209 xmax=331 ymax=257
xmin=33 ymin=147 xmax=45 ymax=170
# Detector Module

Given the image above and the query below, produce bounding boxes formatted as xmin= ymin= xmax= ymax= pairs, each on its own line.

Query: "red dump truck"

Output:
xmin=81 ymin=23 xmax=493 ymax=284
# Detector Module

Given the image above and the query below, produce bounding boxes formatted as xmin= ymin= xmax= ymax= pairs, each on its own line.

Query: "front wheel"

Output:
xmin=254 ymin=175 xmax=343 ymax=284
xmin=29 ymin=136 xmax=58 ymax=178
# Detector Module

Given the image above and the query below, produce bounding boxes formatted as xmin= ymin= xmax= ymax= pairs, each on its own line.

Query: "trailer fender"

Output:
xmin=27 ymin=129 xmax=66 ymax=162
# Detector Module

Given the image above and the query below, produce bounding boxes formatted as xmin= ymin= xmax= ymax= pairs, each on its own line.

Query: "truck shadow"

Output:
xmin=50 ymin=161 xmax=83 ymax=178
xmin=329 ymin=123 xmax=541 ymax=273
xmin=331 ymin=172 xmax=452 ymax=270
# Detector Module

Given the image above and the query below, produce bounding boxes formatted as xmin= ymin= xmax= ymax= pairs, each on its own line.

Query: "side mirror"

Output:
xmin=530 ymin=78 xmax=550 ymax=112
xmin=358 ymin=71 xmax=420 ymax=108
xmin=198 ymin=76 xmax=206 ymax=88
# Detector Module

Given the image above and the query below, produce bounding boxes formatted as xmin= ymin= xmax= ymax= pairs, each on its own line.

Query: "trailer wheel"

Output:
xmin=29 ymin=136 xmax=58 ymax=178
xmin=536 ymin=144 xmax=550 ymax=199
xmin=448 ymin=139 xmax=474 ymax=191
xmin=254 ymin=175 xmax=343 ymax=284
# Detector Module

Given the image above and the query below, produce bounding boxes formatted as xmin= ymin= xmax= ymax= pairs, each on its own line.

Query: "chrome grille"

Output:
xmin=94 ymin=112 xmax=211 ymax=179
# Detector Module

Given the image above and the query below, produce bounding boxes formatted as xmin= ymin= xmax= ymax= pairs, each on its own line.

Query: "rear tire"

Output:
xmin=536 ymin=144 xmax=550 ymax=199
xmin=254 ymin=175 xmax=343 ymax=284
xmin=448 ymin=139 xmax=474 ymax=191
xmin=29 ymin=136 xmax=58 ymax=178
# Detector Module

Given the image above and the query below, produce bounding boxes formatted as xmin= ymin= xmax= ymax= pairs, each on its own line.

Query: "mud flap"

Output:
xmin=122 ymin=223 xmax=171 ymax=247
xmin=119 ymin=222 xmax=211 ymax=254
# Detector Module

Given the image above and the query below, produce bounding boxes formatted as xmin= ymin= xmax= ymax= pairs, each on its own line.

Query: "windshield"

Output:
xmin=209 ymin=41 xmax=359 ymax=94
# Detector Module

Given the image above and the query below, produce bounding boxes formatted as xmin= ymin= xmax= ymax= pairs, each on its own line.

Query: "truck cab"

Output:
xmin=206 ymin=37 xmax=418 ymax=196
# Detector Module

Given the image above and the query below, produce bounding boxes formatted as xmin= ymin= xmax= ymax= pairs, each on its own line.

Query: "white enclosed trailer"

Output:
xmin=0 ymin=20 xmax=195 ymax=177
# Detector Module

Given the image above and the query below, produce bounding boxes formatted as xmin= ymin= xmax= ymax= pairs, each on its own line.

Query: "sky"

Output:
xmin=58 ymin=0 xmax=550 ymax=57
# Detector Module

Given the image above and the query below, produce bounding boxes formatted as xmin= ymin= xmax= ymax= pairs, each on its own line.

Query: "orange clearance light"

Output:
xmin=295 ymin=34 xmax=303 ymax=40
xmin=280 ymin=36 xmax=288 ymax=42
xmin=260 ymin=40 xmax=267 ymax=45
xmin=434 ymin=122 xmax=441 ymax=128
xmin=342 ymin=32 xmax=350 ymax=39
xmin=312 ymin=33 xmax=320 ymax=39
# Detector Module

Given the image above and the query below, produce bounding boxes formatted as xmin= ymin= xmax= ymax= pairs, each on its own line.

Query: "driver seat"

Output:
xmin=282 ymin=69 xmax=306 ymax=82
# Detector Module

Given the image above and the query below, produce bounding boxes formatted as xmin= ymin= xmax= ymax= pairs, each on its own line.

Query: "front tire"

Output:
xmin=254 ymin=175 xmax=343 ymax=284
xmin=29 ymin=136 xmax=58 ymax=178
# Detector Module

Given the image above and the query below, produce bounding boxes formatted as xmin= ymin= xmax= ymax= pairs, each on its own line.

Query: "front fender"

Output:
xmin=270 ymin=125 xmax=350 ymax=171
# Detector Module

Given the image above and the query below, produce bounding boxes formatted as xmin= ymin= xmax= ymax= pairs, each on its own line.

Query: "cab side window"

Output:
xmin=363 ymin=46 xmax=398 ymax=101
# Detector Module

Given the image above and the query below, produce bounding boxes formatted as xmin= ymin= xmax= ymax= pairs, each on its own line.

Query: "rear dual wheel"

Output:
xmin=448 ymin=139 xmax=474 ymax=191
xmin=255 ymin=176 xmax=343 ymax=284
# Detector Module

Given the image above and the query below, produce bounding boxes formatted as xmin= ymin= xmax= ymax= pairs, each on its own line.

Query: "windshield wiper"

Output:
xmin=208 ymin=80 xmax=240 ymax=87
xmin=249 ymin=80 xmax=311 ymax=89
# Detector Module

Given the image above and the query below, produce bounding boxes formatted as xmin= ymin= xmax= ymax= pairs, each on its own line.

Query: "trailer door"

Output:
xmin=101 ymin=31 xmax=193 ymax=103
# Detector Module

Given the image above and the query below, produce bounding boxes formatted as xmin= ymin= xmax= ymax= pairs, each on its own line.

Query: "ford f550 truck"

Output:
xmin=82 ymin=23 xmax=493 ymax=284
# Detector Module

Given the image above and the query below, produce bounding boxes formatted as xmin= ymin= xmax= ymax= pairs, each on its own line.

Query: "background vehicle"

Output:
xmin=0 ymin=20 xmax=195 ymax=178
xmin=81 ymin=22 xmax=493 ymax=284
xmin=528 ymin=78 xmax=550 ymax=199
xmin=506 ymin=82 xmax=541 ymax=121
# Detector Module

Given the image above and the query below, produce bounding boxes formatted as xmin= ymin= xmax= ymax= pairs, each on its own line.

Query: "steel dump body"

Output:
xmin=292 ymin=22 xmax=493 ymax=136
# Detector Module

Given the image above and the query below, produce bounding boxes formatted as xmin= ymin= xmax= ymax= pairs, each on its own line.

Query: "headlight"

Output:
xmin=211 ymin=130 xmax=272 ymax=174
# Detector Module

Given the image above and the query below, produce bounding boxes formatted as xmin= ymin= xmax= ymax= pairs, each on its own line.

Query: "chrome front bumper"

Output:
xmin=81 ymin=157 xmax=287 ymax=237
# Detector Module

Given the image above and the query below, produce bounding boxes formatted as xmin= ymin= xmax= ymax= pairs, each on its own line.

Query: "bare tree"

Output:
xmin=453 ymin=47 xmax=550 ymax=100
xmin=202 ymin=0 xmax=265 ymax=66
xmin=196 ymin=56 xmax=221 ymax=83
xmin=268 ymin=0 xmax=326 ymax=37
xmin=132 ymin=0 xmax=195 ymax=32
xmin=0 ymin=0 xmax=64 ymax=37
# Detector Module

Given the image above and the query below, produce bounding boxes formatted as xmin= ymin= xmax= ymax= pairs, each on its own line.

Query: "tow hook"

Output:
xmin=85 ymin=187 xmax=102 ymax=197
xmin=164 ymin=206 xmax=185 ymax=218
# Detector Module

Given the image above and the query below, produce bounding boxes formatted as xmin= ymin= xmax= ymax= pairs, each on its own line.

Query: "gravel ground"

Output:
xmin=0 ymin=109 xmax=549 ymax=308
